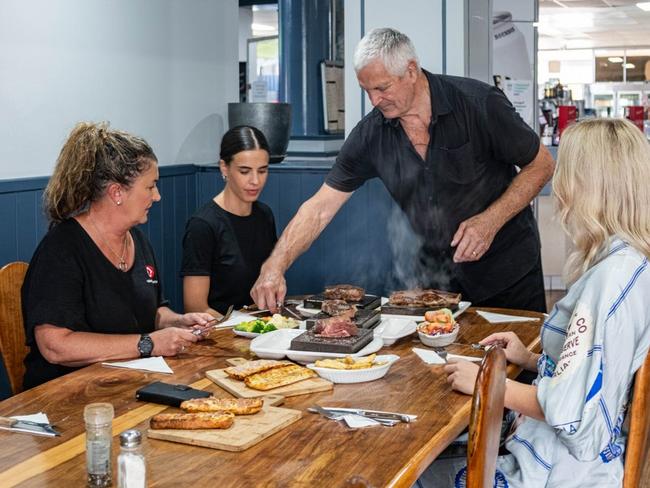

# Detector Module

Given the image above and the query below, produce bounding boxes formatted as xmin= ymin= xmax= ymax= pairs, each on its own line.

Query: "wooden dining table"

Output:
xmin=0 ymin=307 xmax=543 ymax=488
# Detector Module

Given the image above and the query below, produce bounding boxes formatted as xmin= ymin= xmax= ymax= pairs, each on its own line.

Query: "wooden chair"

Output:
xmin=623 ymin=351 xmax=650 ymax=488
xmin=466 ymin=346 xmax=507 ymax=488
xmin=0 ymin=262 xmax=29 ymax=395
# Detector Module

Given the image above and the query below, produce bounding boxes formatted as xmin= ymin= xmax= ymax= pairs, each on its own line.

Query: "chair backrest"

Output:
xmin=466 ymin=346 xmax=507 ymax=488
xmin=0 ymin=262 xmax=29 ymax=395
xmin=623 ymin=351 xmax=650 ymax=488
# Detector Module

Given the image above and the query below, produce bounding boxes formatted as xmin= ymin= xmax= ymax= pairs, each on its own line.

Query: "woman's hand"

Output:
xmin=176 ymin=312 xmax=215 ymax=329
xmin=150 ymin=327 xmax=199 ymax=356
xmin=444 ymin=359 xmax=480 ymax=395
xmin=480 ymin=331 xmax=538 ymax=371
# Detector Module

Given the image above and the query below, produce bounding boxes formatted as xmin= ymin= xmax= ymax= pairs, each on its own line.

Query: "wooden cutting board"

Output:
xmin=147 ymin=402 xmax=302 ymax=451
xmin=206 ymin=358 xmax=333 ymax=398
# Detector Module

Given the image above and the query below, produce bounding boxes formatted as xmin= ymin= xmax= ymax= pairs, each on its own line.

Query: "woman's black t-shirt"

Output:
xmin=180 ymin=200 xmax=277 ymax=314
xmin=21 ymin=219 xmax=167 ymax=389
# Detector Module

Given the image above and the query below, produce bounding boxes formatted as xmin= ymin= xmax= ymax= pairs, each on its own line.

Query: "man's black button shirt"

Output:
xmin=326 ymin=71 xmax=542 ymax=302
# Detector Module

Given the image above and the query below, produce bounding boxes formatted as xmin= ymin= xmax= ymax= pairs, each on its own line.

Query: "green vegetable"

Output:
xmin=262 ymin=324 xmax=277 ymax=333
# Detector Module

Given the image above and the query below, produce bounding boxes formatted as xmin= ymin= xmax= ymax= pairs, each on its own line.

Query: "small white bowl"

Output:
xmin=306 ymin=354 xmax=399 ymax=384
xmin=417 ymin=324 xmax=459 ymax=347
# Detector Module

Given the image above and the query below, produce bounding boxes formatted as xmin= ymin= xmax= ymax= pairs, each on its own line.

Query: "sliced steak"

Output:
xmin=389 ymin=289 xmax=462 ymax=307
xmin=314 ymin=312 xmax=359 ymax=337
xmin=321 ymin=299 xmax=357 ymax=317
xmin=323 ymin=284 xmax=365 ymax=302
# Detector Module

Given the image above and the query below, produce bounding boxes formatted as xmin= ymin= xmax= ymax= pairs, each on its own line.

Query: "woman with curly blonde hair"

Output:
xmin=21 ymin=122 xmax=214 ymax=389
xmin=434 ymin=118 xmax=650 ymax=487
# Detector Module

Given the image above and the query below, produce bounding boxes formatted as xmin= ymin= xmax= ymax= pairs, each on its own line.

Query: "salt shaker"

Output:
xmin=84 ymin=403 xmax=114 ymax=487
xmin=117 ymin=429 xmax=146 ymax=488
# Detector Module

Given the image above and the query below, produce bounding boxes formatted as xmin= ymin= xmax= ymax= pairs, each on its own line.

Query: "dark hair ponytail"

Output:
xmin=219 ymin=126 xmax=270 ymax=164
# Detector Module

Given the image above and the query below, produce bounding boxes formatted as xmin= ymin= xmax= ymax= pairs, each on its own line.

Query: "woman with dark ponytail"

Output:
xmin=22 ymin=122 xmax=213 ymax=389
xmin=181 ymin=126 xmax=277 ymax=315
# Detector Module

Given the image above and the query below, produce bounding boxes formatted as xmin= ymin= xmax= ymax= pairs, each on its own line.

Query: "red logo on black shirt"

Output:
xmin=145 ymin=265 xmax=155 ymax=279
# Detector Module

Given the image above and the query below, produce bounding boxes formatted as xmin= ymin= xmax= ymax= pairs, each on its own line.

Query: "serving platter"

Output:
xmin=373 ymin=318 xmax=417 ymax=346
xmin=250 ymin=329 xmax=384 ymax=364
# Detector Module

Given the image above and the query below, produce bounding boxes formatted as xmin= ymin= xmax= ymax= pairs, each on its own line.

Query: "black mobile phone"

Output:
xmin=135 ymin=381 xmax=211 ymax=407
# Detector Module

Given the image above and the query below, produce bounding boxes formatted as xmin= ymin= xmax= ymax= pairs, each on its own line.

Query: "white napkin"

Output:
xmin=11 ymin=412 xmax=50 ymax=423
xmin=447 ymin=353 xmax=482 ymax=363
xmin=216 ymin=310 xmax=258 ymax=328
xmin=412 ymin=347 xmax=446 ymax=365
xmin=476 ymin=310 xmax=540 ymax=323
xmin=0 ymin=412 xmax=56 ymax=437
xmin=102 ymin=356 xmax=173 ymax=374
xmin=413 ymin=348 xmax=483 ymax=364
xmin=342 ymin=414 xmax=381 ymax=428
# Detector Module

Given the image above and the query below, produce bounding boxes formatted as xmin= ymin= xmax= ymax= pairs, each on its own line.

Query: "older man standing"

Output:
xmin=252 ymin=27 xmax=555 ymax=313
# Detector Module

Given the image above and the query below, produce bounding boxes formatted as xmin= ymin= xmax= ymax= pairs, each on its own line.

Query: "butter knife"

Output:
xmin=0 ymin=415 xmax=61 ymax=436
xmin=318 ymin=407 xmax=416 ymax=423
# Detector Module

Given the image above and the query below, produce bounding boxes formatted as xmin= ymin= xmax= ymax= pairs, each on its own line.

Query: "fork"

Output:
xmin=192 ymin=304 xmax=235 ymax=335
xmin=433 ymin=347 xmax=448 ymax=363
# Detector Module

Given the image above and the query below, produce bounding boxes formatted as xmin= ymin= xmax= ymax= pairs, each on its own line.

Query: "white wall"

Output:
xmin=0 ymin=0 xmax=239 ymax=179
xmin=344 ymin=0 xmax=444 ymax=134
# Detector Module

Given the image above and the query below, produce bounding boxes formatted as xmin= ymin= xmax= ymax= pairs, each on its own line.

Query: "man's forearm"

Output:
xmin=264 ymin=198 xmax=336 ymax=273
xmin=263 ymin=185 xmax=352 ymax=274
xmin=485 ymin=145 xmax=555 ymax=229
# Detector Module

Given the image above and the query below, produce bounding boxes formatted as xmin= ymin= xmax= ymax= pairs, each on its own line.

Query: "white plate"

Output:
xmin=373 ymin=318 xmax=417 ymax=346
xmin=232 ymin=323 xmax=304 ymax=339
xmin=295 ymin=304 xmax=320 ymax=316
xmin=380 ymin=301 xmax=471 ymax=321
xmin=250 ymin=328 xmax=384 ymax=364
xmin=306 ymin=354 xmax=399 ymax=384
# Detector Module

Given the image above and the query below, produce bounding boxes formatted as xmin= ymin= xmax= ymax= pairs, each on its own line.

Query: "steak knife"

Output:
xmin=317 ymin=407 xmax=417 ymax=423
xmin=0 ymin=415 xmax=61 ymax=436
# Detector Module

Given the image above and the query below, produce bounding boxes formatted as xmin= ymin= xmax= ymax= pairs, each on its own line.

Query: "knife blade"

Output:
xmin=317 ymin=407 xmax=416 ymax=423
xmin=309 ymin=406 xmax=398 ymax=426
xmin=0 ymin=415 xmax=61 ymax=436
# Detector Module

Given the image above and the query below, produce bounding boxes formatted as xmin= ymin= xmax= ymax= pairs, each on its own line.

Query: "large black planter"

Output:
xmin=228 ymin=102 xmax=292 ymax=163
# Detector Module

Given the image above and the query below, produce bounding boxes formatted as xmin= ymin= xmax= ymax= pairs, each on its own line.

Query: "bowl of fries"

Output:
xmin=306 ymin=354 xmax=399 ymax=384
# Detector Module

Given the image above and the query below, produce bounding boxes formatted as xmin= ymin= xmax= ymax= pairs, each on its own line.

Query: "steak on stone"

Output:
xmin=389 ymin=289 xmax=461 ymax=307
xmin=321 ymin=299 xmax=357 ymax=317
xmin=323 ymin=284 xmax=365 ymax=302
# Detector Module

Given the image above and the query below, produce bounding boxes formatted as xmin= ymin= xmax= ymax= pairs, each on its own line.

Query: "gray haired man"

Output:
xmin=252 ymin=27 xmax=555 ymax=313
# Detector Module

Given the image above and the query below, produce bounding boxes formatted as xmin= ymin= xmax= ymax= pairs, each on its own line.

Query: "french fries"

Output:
xmin=314 ymin=354 xmax=385 ymax=370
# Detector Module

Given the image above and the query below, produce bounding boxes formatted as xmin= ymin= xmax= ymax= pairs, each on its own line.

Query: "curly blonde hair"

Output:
xmin=44 ymin=122 xmax=156 ymax=225
xmin=553 ymin=118 xmax=650 ymax=284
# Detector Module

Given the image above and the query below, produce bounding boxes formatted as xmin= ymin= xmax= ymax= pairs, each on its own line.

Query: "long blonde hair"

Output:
xmin=44 ymin=121 xmax=156 ymax=225
xmin=553 ymin=118 xmax=650 ymax=284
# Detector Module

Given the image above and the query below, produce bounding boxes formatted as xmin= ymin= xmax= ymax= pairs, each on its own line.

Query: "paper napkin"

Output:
xmin=102 ymin=356 xmax=173 ymax=374
xmin=0 ymin=412 xmax=56 ymax=437
xmin=412 ymin=347 xmax=446 ymax=365
xmin=11 ymin=412 xmax=50 ymax=423
xmin=476 ymin=310 xmax=540 ymax=323
xmin=447 ymin=353 xmax=482 ymax=363
xmin=216 ymin=310 xmax=257 ymax=328
xmin=342 ymin=414 xmax=381 ymax=428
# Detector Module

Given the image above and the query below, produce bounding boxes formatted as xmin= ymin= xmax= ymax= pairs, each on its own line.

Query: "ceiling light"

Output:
xmin=636 ymin=2 xmax=650 ymax=11
xmin=608 ymin=57 xmax=624 ymax=63
xmin=624 ymin=63 xmax=636 ymax=69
